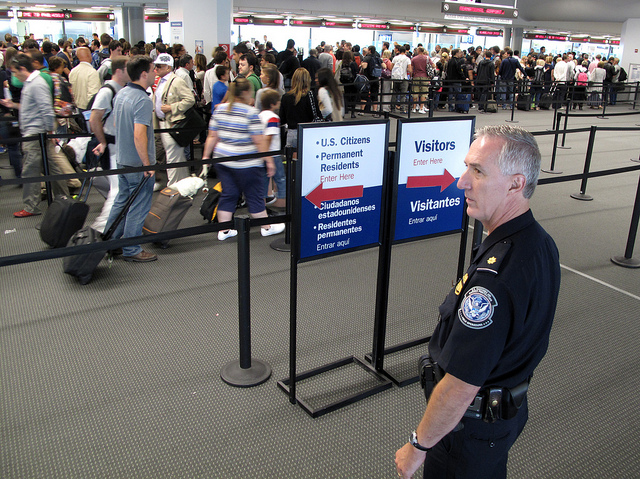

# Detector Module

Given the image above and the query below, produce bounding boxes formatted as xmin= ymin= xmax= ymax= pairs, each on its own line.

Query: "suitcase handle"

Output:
xmin=102 ymin=175 xmax=151 ymax=241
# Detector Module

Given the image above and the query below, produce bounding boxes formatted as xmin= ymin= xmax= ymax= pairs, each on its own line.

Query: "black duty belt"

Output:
xmin=418 ymin=353 xmax=529 ymax=424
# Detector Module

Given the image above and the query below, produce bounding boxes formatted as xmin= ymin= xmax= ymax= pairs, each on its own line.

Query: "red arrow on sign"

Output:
xmin=305 ymin=182 xmax=364 ymax=209
xmin=406 ymin=169 xmax=456 ymax=192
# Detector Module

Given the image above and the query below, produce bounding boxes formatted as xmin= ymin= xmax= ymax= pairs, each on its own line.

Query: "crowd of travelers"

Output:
xmin=0 ymin=32 xmax=629 ymax=260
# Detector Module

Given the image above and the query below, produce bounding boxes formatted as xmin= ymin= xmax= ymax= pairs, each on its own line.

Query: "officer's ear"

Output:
xmin=509 ymin=174 xmax=526 ymax=194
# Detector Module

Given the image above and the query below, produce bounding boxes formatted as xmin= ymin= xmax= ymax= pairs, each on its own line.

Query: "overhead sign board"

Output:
xmin=297 ymin=121 xmax=388 ymax=261
xmin=393 ymin=117 xmax=474 ymax=242
xmin=441 ymin=1 xmax=518 ymax=19
xmin=476 ymin=29 xmax=503 ymax=37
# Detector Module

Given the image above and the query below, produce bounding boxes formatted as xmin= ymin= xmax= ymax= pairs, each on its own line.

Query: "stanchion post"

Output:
xmin=611 ymin=174 xmax=640 ymax=268
xmin=542 ymin=111 xmax=563 ymax=174
xmin=39 ymin=133 xmax=54 ymax=205
xmin=428 ymin=82 xmax=434 ymax=118
xmin=270 ymin=146 xmax=293 ymax=252
xmin=506 ymin=81 xmax=518 ymax=123
xmin=598 ymin=84 xmax=609 ymax=119
xmin=559 ymin=107 xmax=571 ymax=148
xmin=220 ymin=216 xmax=272 ymax=387
xmin=570 ymin=125 xmax=596 ymax=201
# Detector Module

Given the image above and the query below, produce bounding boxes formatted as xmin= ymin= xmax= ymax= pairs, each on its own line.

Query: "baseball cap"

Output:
xmin=155 ymin=53 xmax=174 ymax=66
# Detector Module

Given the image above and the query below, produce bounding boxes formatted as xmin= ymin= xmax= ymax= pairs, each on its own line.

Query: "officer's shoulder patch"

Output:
xmin=477 ymin=240 xmax=511 ymax=275
xmin=458 ymin=286 xmax=498 ymax=330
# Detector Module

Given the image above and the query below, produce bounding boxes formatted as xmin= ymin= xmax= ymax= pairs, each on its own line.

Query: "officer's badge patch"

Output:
xmin=458 ymin=286 xmax=497 ymax=329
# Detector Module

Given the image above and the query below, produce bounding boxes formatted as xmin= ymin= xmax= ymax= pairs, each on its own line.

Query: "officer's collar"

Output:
xmin=473 ymin=209 xmax=535 ymax=262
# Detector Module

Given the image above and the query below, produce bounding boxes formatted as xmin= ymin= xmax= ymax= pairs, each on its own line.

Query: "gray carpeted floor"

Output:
xmin=1 ymin=105 xmax=639 ymax=478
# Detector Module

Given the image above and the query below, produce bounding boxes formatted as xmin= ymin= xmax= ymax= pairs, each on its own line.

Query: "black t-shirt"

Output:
xmin=279 ymin=90 xmax=317 ymax=129
xmin=429 ymin=210 xmax=561 ymax=389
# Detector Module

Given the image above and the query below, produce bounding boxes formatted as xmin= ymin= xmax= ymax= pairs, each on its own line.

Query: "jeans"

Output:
xmin=0 ymin=120 xmax=22 ymax=177
xmin=448 ymin=82 xmax=461 ymax=111
xmin=105 ymin=168 xmax=154 ymax=257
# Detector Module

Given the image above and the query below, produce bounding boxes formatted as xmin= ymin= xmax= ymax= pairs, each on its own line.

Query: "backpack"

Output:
xmin=85 ymin=83 xmax=117 ymax=113
xmin=370 ymin=55 xmax=382 ymax=78
xmin=425 ymin=60 xmax=436 ymax=79
xmin=618 ymin=67 xmax=627 ymax=82
xmin=576 ymin=71 xmax=588 ymax=87
xmin=340 ymin=65 xmax=354 ymax=84
xmin=49 ymin=72 xmax=76 ymax=117
xmin=533 ymin=68 xmax=545 ymax=85
xmin=354 ymin=73 xmax=370 ymax=93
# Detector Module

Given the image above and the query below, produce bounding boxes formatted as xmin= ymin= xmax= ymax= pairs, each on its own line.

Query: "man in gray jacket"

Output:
xmin=3 ymin=53 xmax=70 ymax=217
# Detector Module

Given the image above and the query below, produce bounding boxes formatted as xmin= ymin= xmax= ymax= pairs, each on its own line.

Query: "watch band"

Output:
xmin=410 ymin=431 xmax=431 ymax=452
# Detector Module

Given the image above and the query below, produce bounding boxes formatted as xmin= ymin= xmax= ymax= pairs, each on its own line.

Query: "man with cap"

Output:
xmin=152 ymin=52 xmax=195 ymax=186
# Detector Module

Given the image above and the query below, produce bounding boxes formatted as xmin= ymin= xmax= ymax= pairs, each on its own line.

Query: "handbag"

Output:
xmin=308 ymin=90 xmax=324 ymax=122
xmin=169 ymin=106 xmax=207 ymax=147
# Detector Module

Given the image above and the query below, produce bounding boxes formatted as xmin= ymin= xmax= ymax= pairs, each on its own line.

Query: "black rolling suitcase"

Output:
xmin=142 ymin=187 xmax=192 ymax=248
xmin=539 ymin=93 xmax=552 ymax=110
xmin=517 ymin=93 xmax=531 ymax=111
xmin=64 ymin=176 xmax=149 ymax=285
xmin=40 ymin=180 xmax=92 ymax=248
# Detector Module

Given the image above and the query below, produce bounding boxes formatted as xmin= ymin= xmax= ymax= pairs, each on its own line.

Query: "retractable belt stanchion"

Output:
xmin=598 ymin=84 xmax=610 ymax=119
xmin=542 ymin=112 xmax=564 ymax=174
xmin=506 ymin=81 xmax=518 ymax=124
xmin=570 ymin=125 xmax=597 ymax=201
xmin=611 ymin=174 xmax=640 ymax=268
xmin=270 ymin=146 xmax=293 ymax=252
xmin=558 ymin=109 xmax=571 ymax=149
xmin=40 ymin=133 xmax=54 ymax=206
xmin=220 ymin=216 xmax=272 ymax=387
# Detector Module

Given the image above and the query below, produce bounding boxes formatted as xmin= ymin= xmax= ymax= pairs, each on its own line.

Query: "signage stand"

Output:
xmin=277 ymin=120 xmax=393 ymax=418
xmin=365 ymin=117 xmax=476 ymax=386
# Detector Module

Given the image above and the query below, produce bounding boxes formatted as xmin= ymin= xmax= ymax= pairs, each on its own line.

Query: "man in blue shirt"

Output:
xmin=104 ymin=55 xmax=157 ymax=262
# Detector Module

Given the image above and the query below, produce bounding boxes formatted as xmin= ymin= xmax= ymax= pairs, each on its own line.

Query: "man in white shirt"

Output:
xmin=552 ymin=54 xmax=568 ymax=109
xmin=89 ymin=56 xmax=129 ymax=233
xmin=175 ymin=53 xmax=194 ymax=92
xmin=391 ymin=45 xmax=412 ymax=112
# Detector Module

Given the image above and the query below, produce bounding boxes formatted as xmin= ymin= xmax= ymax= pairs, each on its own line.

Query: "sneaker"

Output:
xmin=122 ymin=250 xmax=158 ymax=262
xmin=419 ymin=107 xmax=428 ymax=114
xmin=265 ymin=195 xmax=277 ymax=205
xmin=153 ymin=182 xmax=163 ymax=192
xmin=218 ymin=229 xmax=238 ymax=241
xmin=13 ymin=209 xmax=41 ymax=218
xmin=0 ymin=146 xmax=6 ymax=154
xmin=411 ymin=108 xmax=418 ymax=113
xmin=260 ymin=223 xmax=285 ymax=237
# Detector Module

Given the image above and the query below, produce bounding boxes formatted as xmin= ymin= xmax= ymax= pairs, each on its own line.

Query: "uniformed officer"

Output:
xmin=395 ymin=125 xmax=561 ymax=478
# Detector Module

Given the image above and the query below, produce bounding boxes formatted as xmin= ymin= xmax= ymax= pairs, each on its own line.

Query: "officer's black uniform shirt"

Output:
xmin=428 ymin=210 xmax=561 ymax=389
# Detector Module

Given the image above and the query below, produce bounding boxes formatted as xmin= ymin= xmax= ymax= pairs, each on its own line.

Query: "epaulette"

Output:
xmin=477 ymin=240 xmax=511 ymax=275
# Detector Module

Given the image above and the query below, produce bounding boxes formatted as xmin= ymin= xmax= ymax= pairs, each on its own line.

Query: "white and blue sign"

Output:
xmin=299 ymin=121 xmax=388 ymax=260
xmin=394 ymin=118 xmax=474 ymax=241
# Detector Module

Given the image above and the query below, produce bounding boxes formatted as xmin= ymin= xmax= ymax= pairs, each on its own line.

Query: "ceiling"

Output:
xmin=3 ymin=0 xmax=640 ymax=36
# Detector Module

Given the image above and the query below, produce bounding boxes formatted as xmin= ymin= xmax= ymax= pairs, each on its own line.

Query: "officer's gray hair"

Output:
xmin=474 ymin=125 xmax=541 ymax=199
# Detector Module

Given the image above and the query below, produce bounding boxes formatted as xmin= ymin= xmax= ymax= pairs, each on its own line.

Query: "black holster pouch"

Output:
xmin=418 ymin=353 xmax=444 ymax=403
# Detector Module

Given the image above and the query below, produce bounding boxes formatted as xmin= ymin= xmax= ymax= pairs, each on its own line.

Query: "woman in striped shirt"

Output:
xmin=202 ymin=78 xmax=285 ymax=240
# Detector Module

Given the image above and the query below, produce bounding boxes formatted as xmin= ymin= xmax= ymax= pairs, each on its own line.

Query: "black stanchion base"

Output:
xmin=270 ymin=237 xmax=290 ymax=252
xmin=570 ymin=193 xmax=593 ymax=201
xmin=505 ymin=120 xmax=519 ymax=123
xmin=611 ymin=256 xmax=640 ymax=268
xmin=631 ymin=158 xmax=640 ymax=164
xmin=596 ymin=116 xmax=609 ymax=120
xmin=541 ymin=169 xmax=563 ymax=175
xmin=557 ymin=146 xmax=572 ymax=150
xmin=220 ymin=358 xmax=272 ymax=388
